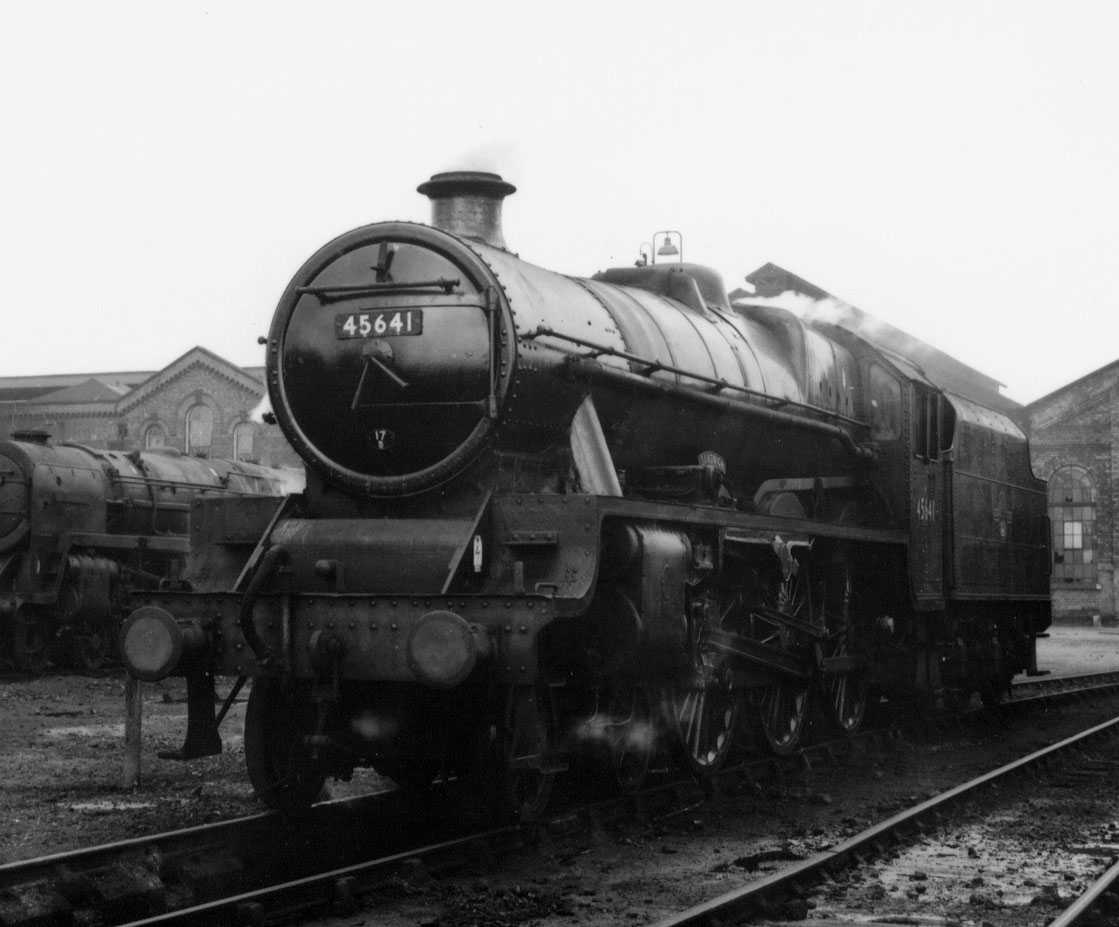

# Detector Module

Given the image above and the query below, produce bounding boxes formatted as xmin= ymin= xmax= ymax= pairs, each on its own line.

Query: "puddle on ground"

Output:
xmin=42 ymin=723 xmax=125 ymax=739
xmin=67 ymin=800 xmax=156 ymax=814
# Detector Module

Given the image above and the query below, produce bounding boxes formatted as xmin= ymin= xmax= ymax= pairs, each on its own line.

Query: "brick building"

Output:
xmin=1026 ymin=361 xmax=1119 ymax=622
xmin=0 ymin=346 xmax=301 ymax=469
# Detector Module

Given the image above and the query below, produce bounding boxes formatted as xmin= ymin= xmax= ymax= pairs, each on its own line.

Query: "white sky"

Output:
xmin=2 ymin=1 xmax=1116 ymax=404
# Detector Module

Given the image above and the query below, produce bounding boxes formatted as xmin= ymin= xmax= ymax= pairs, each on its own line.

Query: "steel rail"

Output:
xmin=649 ymin=713 xmax=1119 ymax=927
xmin=1013 ymin=668 xmax=1119 ymax=694
xmin=118 ymin=826 xmax=522 ymax=927
xmin=0 ymin=801 xmax=300 ymax=879
xmin=0 ymin=789 xmax=404 ymax=926
xmin=1005 ymin=670 xmax=1119 ymax=710
xmin=1050 ymin=857 xmax=1119 ymax=926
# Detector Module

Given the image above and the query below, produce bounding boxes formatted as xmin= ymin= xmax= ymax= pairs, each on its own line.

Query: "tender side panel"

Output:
xmin=947 ymin=394 xmax=1049 ymax=600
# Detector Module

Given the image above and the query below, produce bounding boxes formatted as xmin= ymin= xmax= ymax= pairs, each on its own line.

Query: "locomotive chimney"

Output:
xmin=417 ymin=170 xmax=516 ymax=250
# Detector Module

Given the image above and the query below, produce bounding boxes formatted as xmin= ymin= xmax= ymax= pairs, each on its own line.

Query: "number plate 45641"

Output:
xmin=335 ymin=309 xmax=423 ymax=339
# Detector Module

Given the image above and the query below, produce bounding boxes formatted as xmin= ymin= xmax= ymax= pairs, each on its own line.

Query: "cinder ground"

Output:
xmin=1036 ymin=623 xmax=1119 ymax=676
xmin=0 ymin=674 xmax=383 ymax=862
xmin=0 ymin=624 xmax=1116 ymax=871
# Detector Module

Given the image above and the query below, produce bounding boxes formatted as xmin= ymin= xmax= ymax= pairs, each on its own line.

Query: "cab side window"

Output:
xmin=869 ymin=365 xmax=901 ymax=440
xmin=913 ymin=387 xmax=940 ymax=460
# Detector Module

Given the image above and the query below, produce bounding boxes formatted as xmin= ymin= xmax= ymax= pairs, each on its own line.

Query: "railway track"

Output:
xmin=5 ymin=671 xmax=1119 ymax=927
xmin=1010 ymin=668 xmax=1119 ymax=703
xmin=0 ymin=787 xmax=481 ymax=927
xmin=1051 ymin=858 xmax=1119 ymax=926
xmin=0 ymin=724 xmax=892 ymax=927
xmin=649 ymin=712 xmax=1119 ymax=926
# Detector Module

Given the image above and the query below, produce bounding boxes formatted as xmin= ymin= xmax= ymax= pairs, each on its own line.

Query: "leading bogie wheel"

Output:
xmin=507 ymin=757 xmax=555 ymax=823
xmin=607 ymin=686 xmax=656 ymax=793
xmin=498 ymin=688 xmax=557 ymax=822
xmin=244 ymin=677 xmax=328 ymax=811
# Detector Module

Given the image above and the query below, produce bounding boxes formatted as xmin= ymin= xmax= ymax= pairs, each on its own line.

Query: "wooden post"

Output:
xmin=122 ymin=676 xmax=142 ymax=789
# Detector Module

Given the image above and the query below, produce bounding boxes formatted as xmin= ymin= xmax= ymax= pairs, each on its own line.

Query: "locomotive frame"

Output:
xmin=121 ymin=171 xmax=1049 ymax=816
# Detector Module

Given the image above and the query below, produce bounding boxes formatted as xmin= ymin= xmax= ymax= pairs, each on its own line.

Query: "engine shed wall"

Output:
xmin=1027 ymin=362 xmax=1119 ymax=623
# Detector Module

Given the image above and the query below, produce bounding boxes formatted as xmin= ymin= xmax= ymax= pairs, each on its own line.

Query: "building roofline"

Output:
xmin=115 ymin=346 xmax=263 ymax=412
xmin=0 ymin=370 xmax=154 ymax=388
xmin=1025 ymin=357 xmax=1119 ymax=412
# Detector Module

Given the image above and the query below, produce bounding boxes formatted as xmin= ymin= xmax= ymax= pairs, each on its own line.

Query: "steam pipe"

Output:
xmin=560 ymin=357 xmax=875 ymax=462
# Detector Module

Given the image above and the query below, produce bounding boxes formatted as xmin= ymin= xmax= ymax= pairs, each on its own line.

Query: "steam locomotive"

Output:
xmin=0 ymin=433 xmax=301 ymax=672
xmin=121 ymin=172 xmax=1050 ymax=815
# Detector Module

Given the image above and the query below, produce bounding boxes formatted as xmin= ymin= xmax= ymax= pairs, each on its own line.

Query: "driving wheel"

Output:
xmin=752 ymin=549 xmax=814 ymax=755
xmin=758 ymin=682 xmax=811 ymax=754
xmin=819 ymin=556 xmax=868 ymax=734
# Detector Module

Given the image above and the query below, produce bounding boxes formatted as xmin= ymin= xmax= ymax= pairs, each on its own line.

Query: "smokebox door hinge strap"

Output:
xmin=372 ymin=242 xmax=397 ymax=282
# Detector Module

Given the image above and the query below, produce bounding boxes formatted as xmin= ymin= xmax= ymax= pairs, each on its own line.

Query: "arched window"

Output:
xmin=143 ymin=423 xmax=166 ymax=449
xmin=232 ymin=421 xmax=255 ymax=461
xmin=1049 ymin=467 xmax=1096 ymax=585
xmin=185 ymin=404 xmax=214 ymax=456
